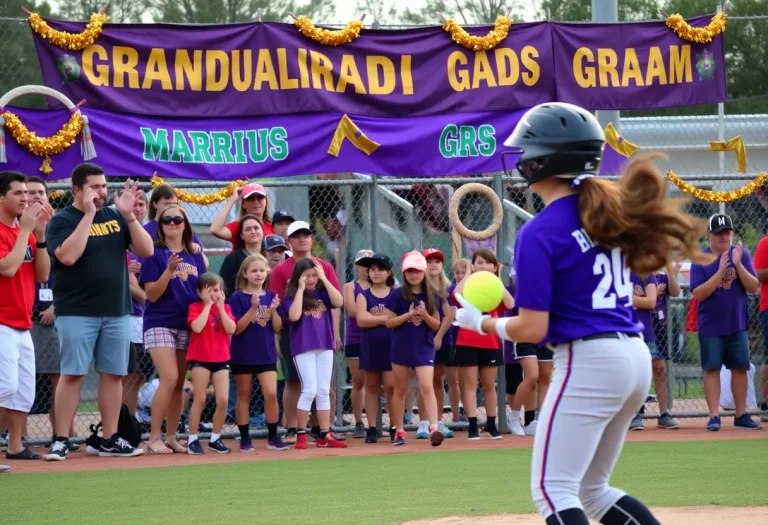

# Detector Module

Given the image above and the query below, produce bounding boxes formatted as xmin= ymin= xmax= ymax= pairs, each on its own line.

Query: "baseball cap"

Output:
xmin=369 ymin=253 xmax=393 ymax=271
xmin=402 ymin=251 xmax=427 ymax=272
xmin=422 ymin=248 xmax=444 ymax=262
xmin=708 ymin=213 xmax=734 ymax=233
xmin=287 ymin=220 xmax=312 ymax=238
xmin=240 ymin=182 xmax=267 ymax=199
xmin=354 ymin=249 xmax=375 ymax=265
xmin=272 ymin=210 xmax=294 ymax=224
xmin=263 ymin=234 xmax=288 ymax=251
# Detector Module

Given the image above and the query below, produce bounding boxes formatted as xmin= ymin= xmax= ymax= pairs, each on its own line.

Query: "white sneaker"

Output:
xmin=508 ymin=416 xmax=525 ymax=436
xmin=524 ymin=420 xmax=537 ymax=436
xmin=416 ymin=420 xmax=430 ymax=439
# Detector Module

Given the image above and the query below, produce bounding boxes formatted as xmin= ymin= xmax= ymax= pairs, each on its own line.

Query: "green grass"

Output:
xmin=3 ymin=439 xmax=766 ymax=524
xmin=77 ymin=401 xmax=99 ymax=413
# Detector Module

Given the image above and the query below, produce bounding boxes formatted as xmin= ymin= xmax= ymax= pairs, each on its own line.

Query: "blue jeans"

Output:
xmin=55 ymin=316 xmax=130 ymax=376
xmin=698 ymin=330 xmax=750 ymax=371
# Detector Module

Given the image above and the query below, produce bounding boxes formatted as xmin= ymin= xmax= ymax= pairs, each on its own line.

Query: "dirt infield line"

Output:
xmin=8 ymin=418 xmax=765 ymax=474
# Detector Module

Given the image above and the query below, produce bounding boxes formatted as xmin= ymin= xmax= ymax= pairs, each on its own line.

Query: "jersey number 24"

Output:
xmin=592 ymin=247 xmax=633 ymax=309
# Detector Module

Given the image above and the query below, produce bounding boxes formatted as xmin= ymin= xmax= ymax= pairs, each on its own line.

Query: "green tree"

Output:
xmin=401 ymin=0 xmax=524 ymax=25
xmin=56 ymin=0 xmax=147 ymax=23
xmin=0 ymin=1 xmax=54 ymax=108
xmin=355 ymin=0 xmax=397 ymax=25
xmin=146 ymin=0 xmax=335 ymax=24
xmin=536 ymin=0 xmax=661 ymax=21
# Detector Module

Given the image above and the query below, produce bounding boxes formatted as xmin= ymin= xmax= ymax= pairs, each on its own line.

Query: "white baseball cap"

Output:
xmin=287 ymin=220 xmax=312 ymax=238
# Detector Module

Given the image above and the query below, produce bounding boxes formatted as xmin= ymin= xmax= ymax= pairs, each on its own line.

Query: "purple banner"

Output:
xmin=1 ymin=106 xmax=642 ymax=181
xmin=552 ymin=17 xmax=726 ymax=110
xmin=31 ymin=16 xmax=725 ymax=117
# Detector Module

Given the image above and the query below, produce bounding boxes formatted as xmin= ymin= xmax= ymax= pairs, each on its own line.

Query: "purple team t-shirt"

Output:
xmin=514 ymin=194 xmax=643 ymax=345
xmin=503 ymin=284 xmax=517 ymax=364
xmin=385 ymin=289 xmax=439 ymax=367
xmin=279 ymin=289 xmax=335 ymax=356
xmin=690 ymin=246 xmax=756 ymax=337
xmin=227 ymin=290 xmax=278 ymax=366
xmin=139 ymin=247 xmax=207 ymax=331
xmin=128 ymin=252 xmax=144 ymax=318
xmin=345 ymin=281 xmax=365 ymax=346
xmin=143 ymin=220 xmax=202 ymax=245
xmin=631 ymin=273 xmax=658 ymax=342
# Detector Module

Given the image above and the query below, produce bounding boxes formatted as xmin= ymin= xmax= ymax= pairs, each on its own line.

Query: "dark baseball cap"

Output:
xmin=272 ymin=211 xmax=294 ymax=224
xmin=708 ymin=213 xmax=734 ymax=233
xmin=358 ymin=253 xmax=393 ymax=271
xmin=263 ymin=234 xmax=288 ymax=251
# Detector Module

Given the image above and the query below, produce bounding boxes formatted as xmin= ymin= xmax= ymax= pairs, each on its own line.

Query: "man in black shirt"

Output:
xmin=43 ymin=163 xmax=154 ymax=461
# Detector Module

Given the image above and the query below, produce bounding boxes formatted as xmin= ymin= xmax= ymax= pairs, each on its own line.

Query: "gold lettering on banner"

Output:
xmin=446 ymin=47 xmax=542 ymax=92
xmin=572 ymin=45 xmax=693 ymax=88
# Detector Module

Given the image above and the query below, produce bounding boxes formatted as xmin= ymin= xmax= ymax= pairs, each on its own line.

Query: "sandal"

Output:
xmin=6 ymin=448 xmax=41 ymax=460
xmin=146 ymin=438 xmax=173 ymax=455
xmin=165 ymin=440 xmax=188 ymax=454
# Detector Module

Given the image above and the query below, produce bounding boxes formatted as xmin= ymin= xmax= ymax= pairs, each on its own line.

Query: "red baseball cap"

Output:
xmin=402 ymin=251 xmax=428 ymax=272
xmin=422 ymin=248 xmax=444 ymax=262
xmin=240 ymin=182 xmax=267 ymax=199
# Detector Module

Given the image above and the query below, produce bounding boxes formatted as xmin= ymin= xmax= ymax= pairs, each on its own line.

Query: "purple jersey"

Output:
xmin=385 ymin=289 xmax=438 ymax=367
xmin=445 ymin=282 xmax=459 ymax=346
xmin=513 ymin=194 xmax=642 ymax=345
xmin=631 ymin=273 xmax=657 ymax=342
xmin=345 ymin=281 xmax=365 ymax=345
xmin=128 ymin=252 xmax=144 ymax=318
xmin=139 ymin=247 xmax=207 ymax=331
xmin=143 ymin=220 xmax=202 ymax=245
xmin=503 ymin=284 xmax=518 ymax=364
xmin=227 ymin=290 xmax=278 ymax=366
xmin=690 ymin=246 xmax=755 ymax=337
xmin=279 ymin=289 xmax=335 ymax=356
xmin=359 ymin=287 xmax=394 ymax=372
xmin=652 ymin=272 xmax=669 ymax=328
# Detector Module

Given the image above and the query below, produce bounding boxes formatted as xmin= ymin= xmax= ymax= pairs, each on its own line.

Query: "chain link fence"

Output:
xmin=2 ymin=15 xmax=768 ymax=445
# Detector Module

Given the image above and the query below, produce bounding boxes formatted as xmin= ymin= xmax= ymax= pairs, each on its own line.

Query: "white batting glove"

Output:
xmin=452 ymin=293 xmax=490 ymax=335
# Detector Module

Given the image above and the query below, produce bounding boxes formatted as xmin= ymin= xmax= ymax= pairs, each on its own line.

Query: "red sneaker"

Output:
xmin=317 ymin=432 xmax=348 ymax=448
xmin=295 ymin=433 xmax=308 ymax=450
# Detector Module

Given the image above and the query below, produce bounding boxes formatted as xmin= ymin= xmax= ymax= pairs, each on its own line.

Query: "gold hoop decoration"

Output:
xmin=294 ymin=16 xmax=363 ymax=46
xmin=28 ymin=12 xmax=109 ymax=50
xmin=0 ymin=85 xmax=96 ymax=175
xmin=449 ymin=183 xmax=504 ymax=240
xmin=151 ymin=175 xmax=246 ymax=206
xmin=665 ymin=12 xmax=726 ymax=43
xmin=443 ymin=15 xmax=512 ymax=51
xmin=666 ymin=170 xmax=768 ymax=203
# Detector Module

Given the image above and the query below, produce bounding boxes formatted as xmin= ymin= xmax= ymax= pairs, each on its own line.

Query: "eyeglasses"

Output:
xmin=161 ymin=216 xmax=184 ymax=225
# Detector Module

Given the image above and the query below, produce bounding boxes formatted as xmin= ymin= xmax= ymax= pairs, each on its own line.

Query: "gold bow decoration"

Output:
xmin=151 ymin=175 xmax=246 ymax=205
xmin=709 ymin=135 xmax=747 ymax=173
xmin=604 ymin=123 xmax=638 ymax=158
xmin=327 ymin=114 xmax=380 ymax=157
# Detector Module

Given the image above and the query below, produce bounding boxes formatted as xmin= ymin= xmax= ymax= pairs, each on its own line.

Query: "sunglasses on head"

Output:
xmin=161 ymin=215 xmax=185 ymax=225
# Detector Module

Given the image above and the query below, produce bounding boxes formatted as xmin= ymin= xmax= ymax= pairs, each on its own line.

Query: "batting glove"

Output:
xmin=453 ymin=293 xmax=490 ymax=335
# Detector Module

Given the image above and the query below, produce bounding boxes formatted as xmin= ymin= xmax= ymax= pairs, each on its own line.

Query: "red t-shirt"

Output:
xmin=225 ymin=220 xmax=273 ymax=252
xmin=0 ymin=222 xmax=37 ymax=331
xmin=186 ymin=302 xmax=235 ymax=362
xmin=450 ymin=294 xmax=504 ymax=350
xmin=753 ymin=236 xmax=768 ymax=312
xmin=268 ymin=256 xmax=341 ymax=298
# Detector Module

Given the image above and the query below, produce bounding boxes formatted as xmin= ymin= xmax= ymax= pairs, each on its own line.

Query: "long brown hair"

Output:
xmin=239 ymin=193 xmax=273 ymax=224
xmin=237 ymin=214 xmax=265 ymax=252
xmin=155 ymin=204 xmax=195 ymax=253
xmin=148 ymin=183 xmax=176 ymax=221
xmin=286 ymin=258 xmax=324 ymax=310
xmin=400 ymin=271 xmax=438 ymax=316
xmin=471 ymin=248 xmax=501 ymax=277
xmin=579 ymin=153 xmax=713 ymax=274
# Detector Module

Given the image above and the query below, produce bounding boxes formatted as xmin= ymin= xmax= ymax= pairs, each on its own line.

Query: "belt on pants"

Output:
xmin=578 ymin=332 xmax=642 ymax=342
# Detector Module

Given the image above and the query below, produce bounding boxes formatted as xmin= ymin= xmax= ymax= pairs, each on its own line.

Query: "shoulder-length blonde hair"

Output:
xmin=155 ymin=204 xmax=196 ymax=254
xmin=236 ymin=253 xmax=271 ymax=291
xmin=239 ymin=196 xmax=273 ymax=224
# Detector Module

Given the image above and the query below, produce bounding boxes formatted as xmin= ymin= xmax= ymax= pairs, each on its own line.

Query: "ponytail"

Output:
xmin=579 ymin=153 xmax=713 ymax=274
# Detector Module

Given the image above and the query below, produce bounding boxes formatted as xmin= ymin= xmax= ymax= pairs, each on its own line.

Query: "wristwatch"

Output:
xmin=36 ymin=241 xmax=47 ymax=248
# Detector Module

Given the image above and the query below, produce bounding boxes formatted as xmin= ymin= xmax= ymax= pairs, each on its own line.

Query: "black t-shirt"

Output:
xmin=47 ymin=206 xmax=132 ymax=316
xmin=220 ymin=249 xmax=250 ymax=298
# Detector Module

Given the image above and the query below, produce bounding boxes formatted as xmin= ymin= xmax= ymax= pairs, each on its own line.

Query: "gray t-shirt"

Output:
xmin=47 ymin=206 xmax=132 ymax=317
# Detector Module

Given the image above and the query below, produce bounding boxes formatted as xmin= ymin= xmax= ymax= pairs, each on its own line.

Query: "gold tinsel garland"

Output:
xmin=665 ymin=12 xmax=726 ymax=43
xmin=151 ymin=175 xmax=246 ymax=206
xmin=49 ymin=190 xmax=64 ymax=200
xmin=443 ymin=15 xmax=512 ymax=51
xmin=28 ymin=12 xmax=109 ymax=51
xmin=667 ymin=170 xmax=768 ymax=203
xmin=1 ymin=110 xmax=83 ymax=175
xmin=294 ymin=16 xmax=363 ymax=46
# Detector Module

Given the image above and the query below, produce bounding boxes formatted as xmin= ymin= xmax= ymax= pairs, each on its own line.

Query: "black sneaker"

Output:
xmin=53 ymin=434 xmax=81 ymax=452
xmin=365 ymin=427 xmax=378 ymax=444
xmin=309 ymin=427 xmax=321 ymax=441
xmin=208 ymin=438 xmax=231 ymax=454
xmin=99 ymin=434 xmax=144 ymax=457
xmin=44 ymin=438 xmax=69 ymax=461
xmin=188 ymin=440 xmax=204 ymax=455
xmin=389 ymin=426 xmax=396 ymax=442
xmin=485 ymin=424 xmax=502 ymax=440
xmin=468 ymin=427 xmax=480 ymax=440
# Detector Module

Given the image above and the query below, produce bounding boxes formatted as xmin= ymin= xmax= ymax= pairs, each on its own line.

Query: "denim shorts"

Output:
xmin=698 ymin=330 xmax=750 ymax=371
xmin=55 ymin=316 xmax=131 ymax=376
xmin=645 ymin=341 xmax=666 ymax=362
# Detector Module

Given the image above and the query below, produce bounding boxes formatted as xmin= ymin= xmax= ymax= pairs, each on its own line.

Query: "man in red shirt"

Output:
xmin=751 ymin=235 xmax=768 ymax=421
xmin=269 ymin=221 xmax=341 ymax=443
xmin=0 ymin=172 xmax=52 ymax=464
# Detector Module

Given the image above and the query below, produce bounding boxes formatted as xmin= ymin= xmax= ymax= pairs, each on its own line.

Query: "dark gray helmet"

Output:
xmin=501 ymin=102 xmax=606 ymax=184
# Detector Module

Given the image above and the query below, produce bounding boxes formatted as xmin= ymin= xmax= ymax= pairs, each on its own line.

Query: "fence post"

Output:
xmin=493 ymin=172 xmax=508 ymax=433
xmin=370 ymin=175 xmax=379 ymax=252
xmin=717 ymin=2 xmax=726 ymax=215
